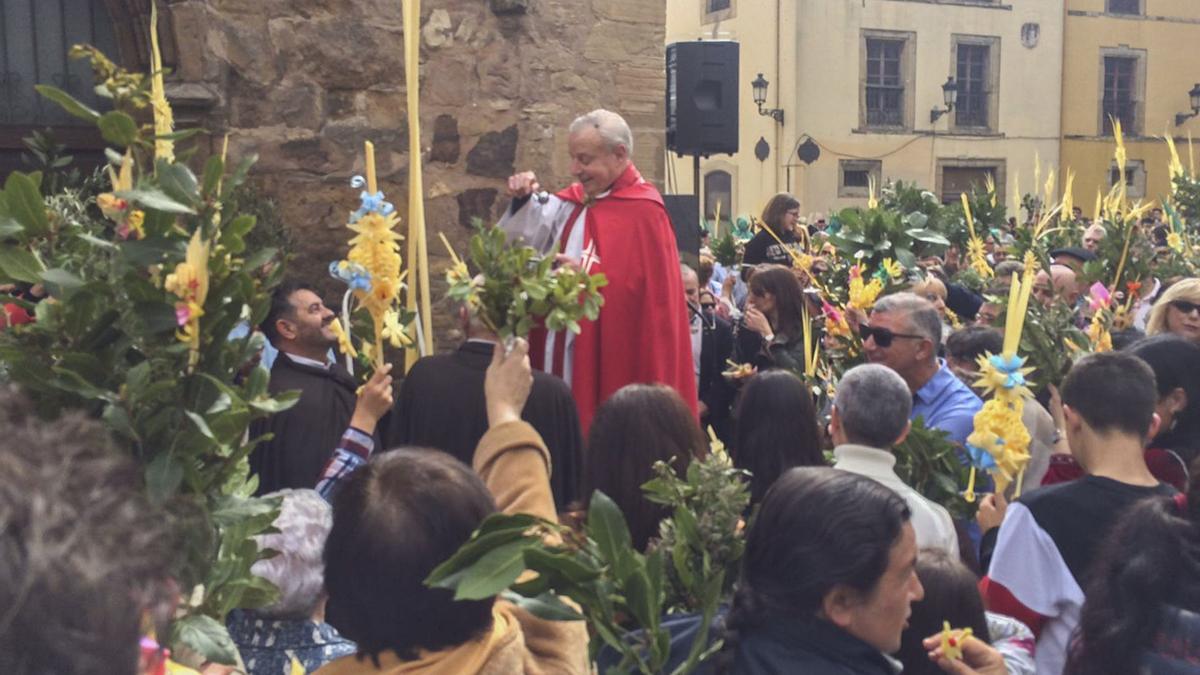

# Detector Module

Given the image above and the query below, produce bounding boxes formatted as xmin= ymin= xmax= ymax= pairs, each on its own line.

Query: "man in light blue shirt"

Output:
xmin=860 ymin=292 xmax=981 ymax=445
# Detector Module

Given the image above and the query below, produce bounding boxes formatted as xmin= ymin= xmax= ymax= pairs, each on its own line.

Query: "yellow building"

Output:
xmin=666 ymin=0 xmax=1066 ymax=225
xmin=1061 ymin=0 xmax=1200 ymax=216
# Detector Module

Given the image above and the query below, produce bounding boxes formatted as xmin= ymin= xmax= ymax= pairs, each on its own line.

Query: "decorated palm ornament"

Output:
xmin=964 ymin=270 xmax=1037 ymax=501
xmin=328 ymin=141 xmax=412 ymax=373
xmin=939 ymin=621 xmax=973 ymax=662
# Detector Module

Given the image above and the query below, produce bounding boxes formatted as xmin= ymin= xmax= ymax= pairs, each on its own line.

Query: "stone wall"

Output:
xmin=163 ymin=0 xmax=667 ymax=343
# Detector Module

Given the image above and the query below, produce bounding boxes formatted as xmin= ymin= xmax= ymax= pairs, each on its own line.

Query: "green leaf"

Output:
xmin=524 ymin=547 xmax=601 ymax=584
xmin=145 ymin=452 xmax=184 ymax=500
xmin=202 ymin=155 xmax=224 ymax=197
xmin=98 ymin=111 xmax=139 ymax=147
xmin=247 ymin=390 xmax=300 ymax=414
xmin=40 ymin=268 xmax=85 ymax=295
xmin=186 ymin=410 xmax=218 ymax=441
xmin=4 ymin=172 xmax=49 ymax=237
xmin=171 ymin=613 xmax=239 ymax=666
xmin=587 ymin=491 xmax=635 ymax=576
xmin=449 ymin=538 xmax=532 ymax=601
xmin=34 ymin=84 xmax=101 ymax=123
xmin=0 ymin=245 xmax=45 ymax=283
xmin=154 ymin=128 xmax=203 ymax=142
xmin=500 ymin=590 xmax=584 ymax=621
xmin=76 ymin=232 xmax=118 ymax=249
xmin=0 ymin=216 xmax=23 ymax=239
xmin=242 ymin=246 xmax=279 ymax=271
xmin=156 ymin=161 xmax=199 ymax=207
xmin=116 ymin=188 xmax=197 ymax=214
xmin=905 ymin=228 xmax=951 ymax=247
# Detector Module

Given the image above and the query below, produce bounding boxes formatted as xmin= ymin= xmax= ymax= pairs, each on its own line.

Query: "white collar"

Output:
xmin=832 ymin=444 xmax=900 ymax=479
xmin=283 ymin=351 xmax=331 ymax=370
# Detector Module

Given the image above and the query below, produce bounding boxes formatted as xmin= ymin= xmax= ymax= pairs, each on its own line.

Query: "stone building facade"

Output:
xmin=47 ymin=0 xmax=667 ymax=341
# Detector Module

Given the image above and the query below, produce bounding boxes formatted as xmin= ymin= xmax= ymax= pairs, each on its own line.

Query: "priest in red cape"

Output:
xmin=499 ymin=108 xmax=698 ymax=433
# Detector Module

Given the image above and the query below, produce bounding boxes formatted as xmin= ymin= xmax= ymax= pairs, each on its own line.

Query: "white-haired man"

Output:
xmin=830 ymin=364 xmax=960 ymax=556
xmin=500 ymin=109 xmax=696 ymax=431
xmin=226 ymin=489 xmax=356 ymax=674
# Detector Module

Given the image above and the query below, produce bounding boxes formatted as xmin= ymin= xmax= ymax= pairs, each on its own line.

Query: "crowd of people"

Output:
xmin=5 ymin=108 xmax=1200 ymax=675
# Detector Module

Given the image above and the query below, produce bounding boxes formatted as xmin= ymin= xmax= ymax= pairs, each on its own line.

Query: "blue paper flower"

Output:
xmin=329 ymin=260 xmax=372 ymax=291
xmin=966 ymin=442 xmax=1000 ymax=471
xmin=988 ymin=354 xmax=1027 ymax=390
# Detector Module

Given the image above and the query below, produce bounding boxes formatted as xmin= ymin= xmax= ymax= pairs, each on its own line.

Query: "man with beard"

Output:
xmin=249 ymin=281 xmax=389 ymax=494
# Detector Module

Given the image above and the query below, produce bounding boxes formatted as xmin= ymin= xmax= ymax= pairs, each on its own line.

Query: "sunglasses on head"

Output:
xmin=1171 ymin=300 xmax=1200 ymax=316
xmin=858 ymin=324 xmax=927 ymax=348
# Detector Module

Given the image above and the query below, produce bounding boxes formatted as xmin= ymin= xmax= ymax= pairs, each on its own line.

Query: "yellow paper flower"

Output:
xmin=329 ymin=318 xmax=358 ymax=358
xmin=940 ymin=621 xmax=974 ymax=662
xmin=1168 ymin=231 xmax=1185 ymax=254
xmin=881 ymin=257 xmax=903 ymax=280
xmin=381 ymin=309 xmax=412 ymax=348
xmin=164 ymin=230 xmax=210 ymax=368
xmin=848 ymin=266 xmax=883 ymax=311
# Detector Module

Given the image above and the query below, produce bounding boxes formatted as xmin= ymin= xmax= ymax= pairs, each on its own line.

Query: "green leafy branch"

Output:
xmin=445 ymin=220 xmax=607 ymax=340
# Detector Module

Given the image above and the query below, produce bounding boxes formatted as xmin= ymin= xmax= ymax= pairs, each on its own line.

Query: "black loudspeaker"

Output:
xmin=666 ymin=41 xmax=739 ymax=157
xmin=663 ymin=194 xmax=701 ymax=269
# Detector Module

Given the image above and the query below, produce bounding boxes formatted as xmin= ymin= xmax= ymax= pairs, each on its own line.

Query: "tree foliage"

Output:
xmin=0 ymin=49 xmax=292 ymax=664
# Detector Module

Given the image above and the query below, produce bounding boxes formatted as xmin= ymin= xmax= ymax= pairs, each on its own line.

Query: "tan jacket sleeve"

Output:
xmin=473 ymin=420 xmax=589 ymax=675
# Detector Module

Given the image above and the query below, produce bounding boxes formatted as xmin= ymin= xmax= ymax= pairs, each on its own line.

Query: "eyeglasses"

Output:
xmin=859 ymin=324 xmax=927 ymax=348
xmin=1171 ymin=300 xmax=1200 ymax=316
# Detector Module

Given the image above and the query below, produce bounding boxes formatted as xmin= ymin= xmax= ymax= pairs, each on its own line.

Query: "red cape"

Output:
xmin=537 ymin=164 xmax=698 ymax=433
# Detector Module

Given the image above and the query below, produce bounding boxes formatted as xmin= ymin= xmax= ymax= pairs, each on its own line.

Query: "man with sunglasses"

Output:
xmin=861 ymin=293 xmax=982 ymax=446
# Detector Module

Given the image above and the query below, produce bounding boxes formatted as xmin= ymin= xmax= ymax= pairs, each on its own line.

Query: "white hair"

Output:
xmin=569 ymin=108 xmax=633 ymax=155
xmin=251 ymin=489 xmax=332 ymax=619
xmin=835 ymin=364 xmax=913 ymax=448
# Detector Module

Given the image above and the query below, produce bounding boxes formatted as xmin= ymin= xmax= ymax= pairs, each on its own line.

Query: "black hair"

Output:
xmin=896 ymin=549 xmax=992 ymax=675
xmin=0 ymin=387 xmax=178 ymax=675
xmin=323 ymin=449 xmax=497 ymax=662
xmin=747 ymin=265 xmax=807 ymax=343
xmin=1065 ymin=462 xmax=1200 ymax=674
xmin=1060 ymin=351 xmax=1157 ymax=438
xmin=1128 ymin=335 xmax=1200 ymax=463
xmin=716 ymin=468 xmax=911 ymax=673
xmin=945 ymin=326 xmax=1003 ymax=364
xmin=583 ymin=384 xmax=707 ymax=551
xmin=733 ymin=370 xmax=824 ymax=504
xmin=260 ymin=279 xmax=316 ymax=346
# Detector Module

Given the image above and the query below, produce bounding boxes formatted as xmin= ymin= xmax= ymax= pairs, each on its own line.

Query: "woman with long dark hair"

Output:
xmin=1130 ymin=334 xmax=1200 ymax=469
xmin=581 ymin=384 xmax=708 ymax=551
xmin=712 ymin=467 xmax=922 ymax=674
xmin=732 ymin=370 xmax=824 ymax=504
xmin=735 ymin=265 xmax=810 ymax=373
xmin=1065 ymin=467 xmax=1200 ymax=674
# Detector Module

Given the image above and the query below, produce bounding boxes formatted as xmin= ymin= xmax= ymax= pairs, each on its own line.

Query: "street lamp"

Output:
xmin=751 ymin=73 xmax=785 ymax=125
xmin=1175 ymin=83 xmax=1200 ymax=126
xmin=930 ymin=76 xmax=959 ymax=124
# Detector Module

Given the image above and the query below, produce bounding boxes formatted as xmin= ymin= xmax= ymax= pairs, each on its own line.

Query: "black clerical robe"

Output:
xmin=249 ymin=353 xmax=379 ymax=495
xmin=392 ymin=340 xmax=583 ymax=509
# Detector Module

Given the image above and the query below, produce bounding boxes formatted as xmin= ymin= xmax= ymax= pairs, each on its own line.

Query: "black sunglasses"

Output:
xmin=1172 ymin=300 xmax=1200 ymax=316
xmin=859 ymin=324 xmax=927 ymax=348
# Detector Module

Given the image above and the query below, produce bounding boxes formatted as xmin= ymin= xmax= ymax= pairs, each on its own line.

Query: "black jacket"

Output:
xmin=602 ymin=610 xmax=900 ymax=675
xmin=392 ymin=341 xmax=583 ymax=509
xmin=699 ymin=313 xmax=737 ymax=444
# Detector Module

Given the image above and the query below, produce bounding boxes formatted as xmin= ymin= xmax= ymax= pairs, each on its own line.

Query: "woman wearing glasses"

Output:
xmin=1146 ymin=278 xmax=1200 ymax=344
xmin=734 ymin=265 xmax=811 ymax=375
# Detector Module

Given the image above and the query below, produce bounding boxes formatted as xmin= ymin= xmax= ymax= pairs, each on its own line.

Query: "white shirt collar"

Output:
xmin=832 ymin=443 xmax=900 ymax=480
xmin=283 ymin=351 xmax=331 ymax=370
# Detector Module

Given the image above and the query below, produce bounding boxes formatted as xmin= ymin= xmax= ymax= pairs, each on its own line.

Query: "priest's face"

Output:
xmin=283 ymin=289 xmax=338 ymax=351
xmin=569 ymin=127 xmax=630 ymax=199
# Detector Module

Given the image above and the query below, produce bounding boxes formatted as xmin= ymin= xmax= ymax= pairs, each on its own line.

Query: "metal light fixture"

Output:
xmin=1175 ymin=83 xmax=1200 ymax=126
xmin=751 ymin=73 xmax=785 ymax=125
xmin=930 ymin=76 xmax=959 ymax=124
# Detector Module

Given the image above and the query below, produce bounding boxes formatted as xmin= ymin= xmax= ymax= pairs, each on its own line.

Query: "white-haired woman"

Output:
xmin=226 ymin=489 xmax=355 ymax=675
xmin=1146 ymin=278 xmax=1200 ymax=345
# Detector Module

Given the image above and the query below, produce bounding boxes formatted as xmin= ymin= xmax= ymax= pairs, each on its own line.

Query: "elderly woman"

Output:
xmin=1146 ymin=278 xmax=1200 ymax=344
xmin=226 ymin=489 xmax=356 ymax=675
